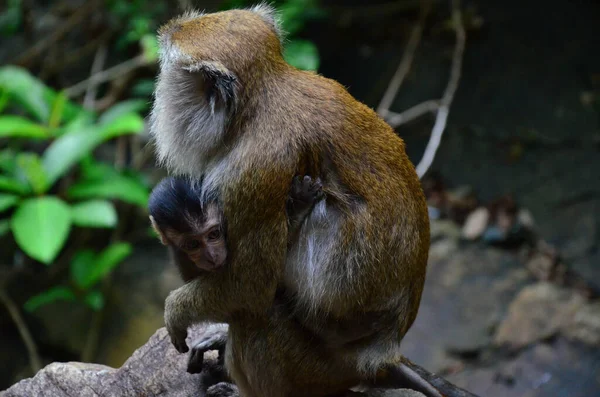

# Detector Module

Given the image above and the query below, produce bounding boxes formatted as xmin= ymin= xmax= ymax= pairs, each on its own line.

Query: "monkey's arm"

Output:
xmin=164 ymin=279 xmax=231 ymax=353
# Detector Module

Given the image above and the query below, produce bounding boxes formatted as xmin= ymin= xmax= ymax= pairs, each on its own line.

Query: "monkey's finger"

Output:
xmin=170 ymin=332 xmax=190 ymax=353
xmin=302 ymin=175 xmax=313 ymax=190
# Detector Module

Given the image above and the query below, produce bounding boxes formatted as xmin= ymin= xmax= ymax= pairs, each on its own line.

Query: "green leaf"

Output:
xmin=70 ymin=249 xmax=96 ymax=289
xmin=84 ymin=290 xmax=105 ymax=311
xmin=0 ymin=193 xmax=19 ymax=212
xmin=86 ymin=243 xmax=132 ymax=287
xmin=131 ymin=79 xmax=155 ymax=97
xmin=0 ymin=149 xmax=16 ymax=174
xmin=16 ymin=153 xmax=48 ymax=194
xmin=140 ymin=34 xmax=159 ymax=63
xmin=0 ymin=116 xmax=49 ymax=139
xmin=0 ymin=66 xmax=49 ymax=122
xmin=70 ymin=200 xmax=117 ymax=228
xmin=41 ymin=125 xmax=104 ymax=188
xmin=0 ymin=174 xmax=30 ymax=195
xmin=279 ymin=3 xmax=305 ymax=36
xmin=99 ymin=99 xmax=148 ymax=125
xmin=0 ymin=66 xmax=85 ymax=123
xmin=11 ymin=197 xmax=72 ymax=264
xmin=0 ymin=219 xmax=9 ymax=236
xmin=284 ymin=40 xmax=320 ymax=71
xmin=24 ymin=286 xmax=76 ymax=312
xmin=100 ymin=112 xmax=144 ymax=140
xmin=0 ymin=0 xmax=22 ymax=36
xmin=68 ymin=173 xmax=149 ymax=207
xmin=49 ymin=91 xmax=67 ymax=128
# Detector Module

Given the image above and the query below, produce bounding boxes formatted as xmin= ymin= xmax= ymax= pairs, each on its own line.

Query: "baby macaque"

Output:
xmin=149 ymin=175 xmax=323 ymax=276
xmin=148 ymin=174 xmax=324 ymax=394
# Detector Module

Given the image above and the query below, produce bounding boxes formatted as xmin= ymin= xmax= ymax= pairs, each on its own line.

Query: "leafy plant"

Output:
xmin=0 ymin=66 xmax=149 ymax=311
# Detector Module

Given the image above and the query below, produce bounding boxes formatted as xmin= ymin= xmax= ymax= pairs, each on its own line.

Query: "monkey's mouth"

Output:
xmin=195 ymin=261 xmax=225 ymax=272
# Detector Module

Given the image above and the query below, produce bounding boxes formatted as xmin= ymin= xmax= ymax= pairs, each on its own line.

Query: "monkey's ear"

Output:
xmin=150 ymin=216 xmax=169 ymax=245
xmin=183 ymin=61 xmax=238 ymax=113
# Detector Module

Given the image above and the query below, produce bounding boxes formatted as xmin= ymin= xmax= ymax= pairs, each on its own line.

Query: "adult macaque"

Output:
xmin=150 ymin=5 xmax=430 ymax=397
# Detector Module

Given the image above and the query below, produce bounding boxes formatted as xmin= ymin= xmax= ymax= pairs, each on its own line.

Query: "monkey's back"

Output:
xmin=264 ymin=68 xmax=430 ymax=355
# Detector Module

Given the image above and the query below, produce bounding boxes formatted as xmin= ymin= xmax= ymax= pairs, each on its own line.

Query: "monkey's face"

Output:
xmin=149 ymin=204 xmax=228 ymax=272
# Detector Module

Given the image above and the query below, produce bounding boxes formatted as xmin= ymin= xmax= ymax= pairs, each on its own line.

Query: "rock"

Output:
xmin=461 ymin=207 xmax=490 ymax=240
xmin=564 ymin=302 xmax=600 ymax=345
xmin=402 ymin=247 xmax=530 ymax=371
xmin=494 ymin=283 xmax=586 ymax=349
xmin=0 ymin=326 xmax=436 ymax=397
xmin=447 ymin=338 xmax=600 ymax=397
xmin=430 ymin=219 xmax=462 ymax=241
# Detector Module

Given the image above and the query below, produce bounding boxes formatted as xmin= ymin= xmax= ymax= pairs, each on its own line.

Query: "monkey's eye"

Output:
xmin=206 ymin=229 xmax=222 ymax=241
xmin=183 ymin=239 xmax=201 ymax=250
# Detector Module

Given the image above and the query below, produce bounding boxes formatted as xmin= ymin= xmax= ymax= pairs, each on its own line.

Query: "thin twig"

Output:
xmin=0 ymin=288 xmax=42 ymax=373
xmin=64 ymin=55 xmax=149 ymax=98
xmin=377 ymin=1 xmax=430 ymax=117
xmin=387 ymin=99 xmax=440 ymax=127
xmin=41 ymin=30 xmax=113 ymax=79
xmin=83 ymin=45 xmax=108 ymax=110
xmin=415 ymin=0 xmax=465 ymax=178
xmin=13 ymin=0 xmax=101 ymax=67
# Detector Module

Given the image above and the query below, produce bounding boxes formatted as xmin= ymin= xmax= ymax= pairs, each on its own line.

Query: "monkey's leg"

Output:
xmin=199 ymin=358 xmax=231 ymax=396
xmin=206 ymin=382 xmax=239 ymax=397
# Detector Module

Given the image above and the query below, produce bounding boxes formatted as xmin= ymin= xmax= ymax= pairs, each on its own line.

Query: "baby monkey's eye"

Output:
xmin=183 ymin=239 xmax=201 ymax=250
xmin=206 ymin=229 xmax=222 ymax=241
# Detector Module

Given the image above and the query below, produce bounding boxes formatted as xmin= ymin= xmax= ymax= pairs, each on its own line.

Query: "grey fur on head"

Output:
xmin=248 ymin=3 xmax=285 ymax=42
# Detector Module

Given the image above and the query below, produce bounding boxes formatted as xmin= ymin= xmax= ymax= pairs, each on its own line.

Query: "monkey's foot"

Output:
xmin=291 ymin=175 xmax=324 ymax=204
xmin=206 ymin=382 xmax=239 ymax=397
xmin=187 ymin=326 xmax=228 ymax=373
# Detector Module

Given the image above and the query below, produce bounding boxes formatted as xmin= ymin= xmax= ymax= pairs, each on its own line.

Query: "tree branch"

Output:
xmin=377 ymin=1 xmax=431 ymax=118
xmin=387 ymin=99 xmax=440 ymax=127
xmin=83 ymin=45 xmax=108 ymax=110
xmin=0 ymin=287 xmax=42 ymax=373
xmin=13 ymin=0 xmax=102 ymax=67
xmin=415 ymin=0 xmax=466 ymax=178
xmin=64 ymin=55 xmax=149 ymax=98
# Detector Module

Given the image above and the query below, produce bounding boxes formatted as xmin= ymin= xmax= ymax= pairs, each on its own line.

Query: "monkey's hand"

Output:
xmin=168 ymin=326 xmax=189 ymax=354
xmin=164 ymin=292 xmax=190 ymax=354
xmin=206 ymin=382 xmax=239 ymax=397
xmin=188 ymin=323 xmax=229 ymax=374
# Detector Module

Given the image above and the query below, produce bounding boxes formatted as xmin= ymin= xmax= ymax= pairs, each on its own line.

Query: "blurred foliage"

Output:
xmin=0 ymin=66 xmax=149 ymax=312
xmin=0 ymin=0 xmax=21 ymax=36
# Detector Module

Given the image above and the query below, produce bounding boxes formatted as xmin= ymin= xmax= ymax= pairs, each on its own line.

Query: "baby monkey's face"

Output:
xmin=165 ymin=225 xmax=227 ymax=271
xmin=150 ymin=203 xmax=227 ymax=272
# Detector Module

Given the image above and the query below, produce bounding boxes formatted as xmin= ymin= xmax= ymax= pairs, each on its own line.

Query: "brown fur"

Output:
xmin=151 ymin=6 xmax=429 ymax=397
